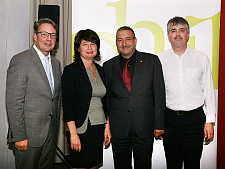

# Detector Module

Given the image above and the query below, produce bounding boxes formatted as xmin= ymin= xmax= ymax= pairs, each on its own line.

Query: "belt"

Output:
xmin=166 ymin=106 xmax=202 ymax=116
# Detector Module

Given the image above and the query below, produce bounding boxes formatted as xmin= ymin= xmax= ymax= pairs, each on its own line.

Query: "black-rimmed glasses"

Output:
xmin=37 ymin=31 xmax=57 ymax=39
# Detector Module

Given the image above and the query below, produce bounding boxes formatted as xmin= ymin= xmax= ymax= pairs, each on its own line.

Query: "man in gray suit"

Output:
xmin=6 ymin=18 xmax=61 ymax=169
xmin=103 ymin=26 xmax=165 ymax=169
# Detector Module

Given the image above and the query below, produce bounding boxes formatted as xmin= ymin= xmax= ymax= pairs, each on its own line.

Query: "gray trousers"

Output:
xmin=14 ymin=120 xmax=57 ymax=169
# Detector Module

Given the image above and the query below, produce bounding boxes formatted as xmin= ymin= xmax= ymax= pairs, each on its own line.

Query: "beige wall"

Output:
xmin=0 ymin=0 xmax=30 ymax=168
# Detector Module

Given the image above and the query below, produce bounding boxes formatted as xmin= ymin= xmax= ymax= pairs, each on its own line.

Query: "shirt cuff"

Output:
xmin=206 ymin=114 xmax=216 ymax=123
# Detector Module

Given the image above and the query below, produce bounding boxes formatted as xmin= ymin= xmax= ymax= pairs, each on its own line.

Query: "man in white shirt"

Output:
xmin=158 ymin=16 xmax=216 ymax=169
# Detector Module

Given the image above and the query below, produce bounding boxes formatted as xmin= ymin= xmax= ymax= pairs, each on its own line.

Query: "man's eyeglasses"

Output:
xmin=37 ymin=31 xmax=57 ymax=39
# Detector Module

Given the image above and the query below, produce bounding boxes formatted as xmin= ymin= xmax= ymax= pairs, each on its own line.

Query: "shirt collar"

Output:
xmin=33 ymin=45 xmax=51 ymax=61
xmin=120 ymin=50 xmax=136 ymax=62
xmin=170 ymin=45 xmax=191 ymax=58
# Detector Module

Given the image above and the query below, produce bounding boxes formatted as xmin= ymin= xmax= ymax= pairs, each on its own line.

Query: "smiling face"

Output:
xmin=168 ymin=23 xmax=189 ymax=50
xmin=78 ymin=40 xmax=97 ymax=61
xmin=116 ymin=30 xmax=137 ymax=59
xmin=33 ymin=23 xmax=56 ymax=56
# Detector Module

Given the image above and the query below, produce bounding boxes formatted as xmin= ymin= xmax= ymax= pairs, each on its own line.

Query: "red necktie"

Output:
xmin=123 ymin=59 xmax=131 ymax=92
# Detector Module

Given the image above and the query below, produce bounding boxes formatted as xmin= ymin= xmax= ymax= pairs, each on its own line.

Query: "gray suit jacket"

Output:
xmin=6 ymin=46 xmax=61 ymax=147
xmin=103 ymin=51 xmax=165 ymax=139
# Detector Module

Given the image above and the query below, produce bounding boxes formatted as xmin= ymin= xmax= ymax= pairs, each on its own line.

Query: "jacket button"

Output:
xmin=129 ymin=96 xmax=132 ymax=99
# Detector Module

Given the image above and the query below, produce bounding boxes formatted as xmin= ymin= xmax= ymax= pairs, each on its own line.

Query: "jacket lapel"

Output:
xmin=77 ymin=59 xmax=91 ymax=85
xmin=112 ymin=56 xmax=129 ymax=92
xmin=131 ymin=51 xmax=144 ymax=91
xmin=51 ymin=57 xmax=58 ymax=96
xmin=29 ymin=47 xmax=52 ymax=95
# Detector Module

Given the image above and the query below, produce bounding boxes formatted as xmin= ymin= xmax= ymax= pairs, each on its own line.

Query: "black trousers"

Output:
xmin=111 ymin=121 xmax=154 ymax=169
xmin=163 ymin=107 xmax=206 ymax=169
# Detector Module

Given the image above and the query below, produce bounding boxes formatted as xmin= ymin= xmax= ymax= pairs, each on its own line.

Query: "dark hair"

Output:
xmin=167 ymin=16 xmax=190 ymax=34
xmin=34 ymin=18 xmax=58 ymax=34
xmin=74 ymin=29 xmax=101 ymax=61
xmin=116 ymin=26 xmax=136 ymax=40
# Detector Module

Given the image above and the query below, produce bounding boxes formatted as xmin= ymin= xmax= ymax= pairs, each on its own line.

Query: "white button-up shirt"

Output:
xmin=158 ymin=46 xmax=216 ymax=123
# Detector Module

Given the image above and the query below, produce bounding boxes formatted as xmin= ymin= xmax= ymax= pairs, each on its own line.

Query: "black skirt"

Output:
xmin=66 ymin=123 xmax=105 ymax=168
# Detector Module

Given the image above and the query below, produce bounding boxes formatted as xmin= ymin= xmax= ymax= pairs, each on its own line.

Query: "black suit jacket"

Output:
xmin=103 ymin=51 xmax=165 ymax=139
xmin=62 ymin=59 xmax=108 ymax=128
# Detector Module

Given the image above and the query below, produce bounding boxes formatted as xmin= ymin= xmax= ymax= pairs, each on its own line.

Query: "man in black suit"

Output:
xmin=103 ymin=26 xmax=165 ymax=169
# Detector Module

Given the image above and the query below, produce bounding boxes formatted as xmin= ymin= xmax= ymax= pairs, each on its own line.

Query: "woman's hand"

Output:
xmin=70 ymin=133 xmax=81 ymax=152
xmin=67 ymin=121 xmax=81 ymax=152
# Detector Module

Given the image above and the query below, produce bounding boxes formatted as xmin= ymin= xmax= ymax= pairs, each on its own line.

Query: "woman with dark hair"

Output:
xmin=62 ymin=29 xmax=111 ymax=169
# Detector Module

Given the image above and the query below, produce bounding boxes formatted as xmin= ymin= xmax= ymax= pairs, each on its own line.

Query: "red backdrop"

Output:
xmin=217 ymin=1 xmax=225 ymax=168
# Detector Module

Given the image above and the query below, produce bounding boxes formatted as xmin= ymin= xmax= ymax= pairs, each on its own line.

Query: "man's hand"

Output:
xmin=15 ymin=139 xmax=28 ymax=151
xmin=104 ymin=126 xmax=112 ymax=146
xmin=204 ymin=123 xmax=214 ymax=142
xmin=154 ymin=129 xmax=165 ymax=140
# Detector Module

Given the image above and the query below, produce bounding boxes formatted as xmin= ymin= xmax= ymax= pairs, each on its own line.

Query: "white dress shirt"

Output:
xmin=158 ymin=45 xmax=216 ymax=123
xmin=33 ymin=45 xmax=54 ymax=90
